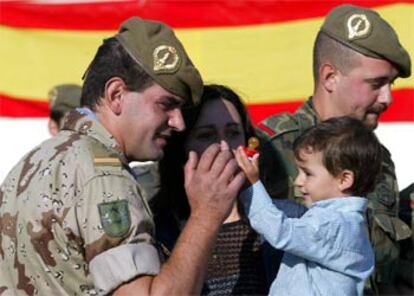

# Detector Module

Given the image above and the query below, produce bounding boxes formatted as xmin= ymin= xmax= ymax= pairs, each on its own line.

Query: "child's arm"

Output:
xmin=238 ymin=180 xmax=334 ymax=264
xmin=234 ymin=145 xmax=260 ymax=184
xmin=235 ymin=146 xmax=291 ymax=249
xmin=235 ymin=145 xmax=307 ymax=218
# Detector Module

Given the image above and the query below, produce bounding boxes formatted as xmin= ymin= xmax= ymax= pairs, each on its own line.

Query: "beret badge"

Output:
xmin=347 ymin=14 xmax=371 ymax=40
xmin=153 ymin=45 xmax=180 ymax=73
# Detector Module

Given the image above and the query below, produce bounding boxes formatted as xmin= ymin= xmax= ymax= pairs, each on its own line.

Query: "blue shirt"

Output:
xmin=240 ymin=181 xmax=374 ymax=296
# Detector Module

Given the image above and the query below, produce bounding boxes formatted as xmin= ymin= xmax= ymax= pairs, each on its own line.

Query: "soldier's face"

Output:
xmin=294 ymin=149 xmax=345 ymax=207
xmin=121 ymin=83 xmax=185 ymax=161
xmin=333 ymin=55 xmax=398 ymax=130
xmin=185 ymin=98 xmax=246 ymax=157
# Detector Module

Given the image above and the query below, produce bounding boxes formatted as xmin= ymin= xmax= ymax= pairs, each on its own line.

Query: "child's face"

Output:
xmin=294 ymin=149 xmax=344 ymax=207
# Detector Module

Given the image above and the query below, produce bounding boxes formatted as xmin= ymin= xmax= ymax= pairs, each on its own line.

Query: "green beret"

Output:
xmin=115 ymin=17 xmax=203 ymax=104
xmin=48 ymin=84 xmax=82 ymax=114
xmin=320 ymin=4 xmax=411 ymax=78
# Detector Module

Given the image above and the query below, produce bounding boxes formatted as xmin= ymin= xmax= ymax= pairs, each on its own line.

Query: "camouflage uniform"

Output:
xmin=257 ymin=98 xmax=412 ymax=294
xmin=0 ymin=110 xmax=160 ymax=295
xmin=397 ymin=184 xmax=414 ymax=290
xmin=400 ymin=183 xmax=414 ymax=238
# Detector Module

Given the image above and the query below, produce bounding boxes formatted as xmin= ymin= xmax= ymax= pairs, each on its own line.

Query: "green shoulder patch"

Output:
xmin=98 ymin=200 xmax=131 ymax=237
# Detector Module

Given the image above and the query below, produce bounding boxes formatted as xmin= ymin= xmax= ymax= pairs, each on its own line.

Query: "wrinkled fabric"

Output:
xmin=0 ymin=110 xmax=160 ymax=295
xmin=257 ymin=98 xmax=411 ymax=290
xmin=241 ymin=181 xmax=374 ymax=296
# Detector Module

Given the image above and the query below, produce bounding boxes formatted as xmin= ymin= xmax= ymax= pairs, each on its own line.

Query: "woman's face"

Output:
xmin=185 ymin=98 xmax=246 ymax=157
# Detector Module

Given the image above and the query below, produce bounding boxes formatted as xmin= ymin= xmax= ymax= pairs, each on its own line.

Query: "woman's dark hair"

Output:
xmin=81 ymin=37 xmax=154 ymax=110
xmin=151 ymin=84 xmax=255 ymax=240
xmin=293 ymin=116 xmax=382 ymax=196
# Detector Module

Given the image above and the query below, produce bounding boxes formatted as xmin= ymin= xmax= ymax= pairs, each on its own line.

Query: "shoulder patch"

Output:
xmin=90 ymin=138 xmax=124 ymax=167
xmin=257 ymin=113 xmax=300 ymax=140
xmin=98 ymin=200 xmax=131 ymax=237
xmin=94 ymin=157 xmax=121 ymax=166
xmin=257 ymin=122 xmax=276 ymax=137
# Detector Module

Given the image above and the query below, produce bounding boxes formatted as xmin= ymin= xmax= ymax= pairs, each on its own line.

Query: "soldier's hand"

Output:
xmin=184 ymin=141 xmax=245 ymax=224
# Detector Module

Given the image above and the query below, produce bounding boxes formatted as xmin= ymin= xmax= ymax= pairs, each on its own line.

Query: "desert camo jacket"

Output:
xmin=256 ymin=98 xmax=411 ymax=290
xmin=0 ymin=110 xmax=160 ymax=295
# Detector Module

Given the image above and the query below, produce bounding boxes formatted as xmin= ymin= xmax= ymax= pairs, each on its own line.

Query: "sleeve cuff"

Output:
xmin=90 ymin=243 xmax=161 ymax=294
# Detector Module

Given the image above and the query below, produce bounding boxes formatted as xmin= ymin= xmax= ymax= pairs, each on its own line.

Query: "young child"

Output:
xmin=235 ymin=116 xmax=381 ymax=296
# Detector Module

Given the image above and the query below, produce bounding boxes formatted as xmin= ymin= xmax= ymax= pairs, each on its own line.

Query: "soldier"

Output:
xmin=398 ymin=183 xmax=414 ymax=292
xmin=47 ymin=84 xmax=82 ymax=136
xmin=0 ymin=17 xmax=244 ymax=295
xmin=400 ymin=183 xmax=414 ymax=234
xmin=257 ymin=4 xmax=412 ymax=295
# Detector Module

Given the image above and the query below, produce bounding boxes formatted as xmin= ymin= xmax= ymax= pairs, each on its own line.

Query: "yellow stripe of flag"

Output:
xmin=1 ymin=4 xmax=413 ymax=103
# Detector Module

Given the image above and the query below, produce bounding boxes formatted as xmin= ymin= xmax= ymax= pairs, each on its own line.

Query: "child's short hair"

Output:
xmin=293 ymin=116 xmax=382 ymax=196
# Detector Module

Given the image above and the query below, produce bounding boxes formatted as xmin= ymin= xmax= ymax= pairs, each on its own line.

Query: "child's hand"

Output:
xmin=243 ymin=137 xmax=260 ymax=158
xmin=234 ymin=145 xmax=260 ymax=184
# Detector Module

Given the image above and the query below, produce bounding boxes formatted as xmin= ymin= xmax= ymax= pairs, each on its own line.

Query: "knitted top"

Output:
xmin=202 ymin=219 xmax=268 ymax=296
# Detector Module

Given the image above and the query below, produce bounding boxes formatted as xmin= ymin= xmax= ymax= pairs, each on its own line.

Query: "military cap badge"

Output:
xmin=347 ymin=13 xmax=371 ymax=40
xmin=153 ymin=45 xmax=180 ymax=73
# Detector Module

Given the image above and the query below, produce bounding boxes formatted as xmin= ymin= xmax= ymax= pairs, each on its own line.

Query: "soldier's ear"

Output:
xmin=104 ymin=77 xmax=127 ymax=115
xmin=320 ymin=63 xmax=338 ymax=93
xmin=48 ymin=118 xmax=59 ymax=136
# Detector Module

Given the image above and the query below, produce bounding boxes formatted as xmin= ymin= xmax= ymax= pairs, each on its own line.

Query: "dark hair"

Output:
xmin=313 ymin=32 xmax=361 ymax=86
xmin=151 ymin=84 xmax=255 ymax=226
xmin=293 ymin=116 xmax=382 ymax=196
xmin=181 ymin=84 xmax=255 ymax=142
xmin=49 ymin=110 xmax=64 ymax=124
xmin=81 ymin=37 xmax=154 ymax=109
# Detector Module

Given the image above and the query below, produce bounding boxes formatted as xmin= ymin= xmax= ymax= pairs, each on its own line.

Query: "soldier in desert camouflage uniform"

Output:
xmin=0 ymin=17 xmax=244 ymax=295
xmin=257 ymin=5 xmax=412 ymax=295
xmin=47 ymin=84 xmax=82 ymax=136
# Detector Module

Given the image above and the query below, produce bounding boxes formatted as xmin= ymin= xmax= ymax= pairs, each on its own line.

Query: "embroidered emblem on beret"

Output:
xmin=153 ymin=45 xmax=180 ymax=73
xmin=347 ymin=14 xmax=371 ymax=40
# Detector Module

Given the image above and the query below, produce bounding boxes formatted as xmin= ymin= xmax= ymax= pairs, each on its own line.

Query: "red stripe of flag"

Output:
xmin=0 ymin=94 xmax=49 ymax=118
xmin=0 ymin=0 xmax=411 ymax=30
xmin=2 ymin=89 xmax=412 ymax=123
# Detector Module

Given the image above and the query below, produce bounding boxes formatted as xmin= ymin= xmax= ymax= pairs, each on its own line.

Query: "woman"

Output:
xmin=151 ymin=84 xmax=305 ymax=295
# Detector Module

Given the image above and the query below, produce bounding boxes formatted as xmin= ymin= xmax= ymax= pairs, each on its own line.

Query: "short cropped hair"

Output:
xmin=293 ymin=116 xmax=382 ymax=196
xmin=81 ymin=37 xmax=154 ymax=109
xmin=313 ymin=32 xmax=361 ymax=85
xmin=49 ymin=110 xmax=64 ymax=125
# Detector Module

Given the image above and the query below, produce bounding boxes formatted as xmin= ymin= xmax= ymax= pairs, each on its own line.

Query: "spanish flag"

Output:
xmin=1 ymin=0 xmax=413 ymax=122
xmin=0 ymin=0 xmax=413 ymax=185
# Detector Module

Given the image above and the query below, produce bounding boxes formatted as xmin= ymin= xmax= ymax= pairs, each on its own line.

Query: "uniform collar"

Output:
xmin=295 ymin=97 xmax=320 ymax=128
xmin=62 ymin=109 xmax=128 ymax=164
